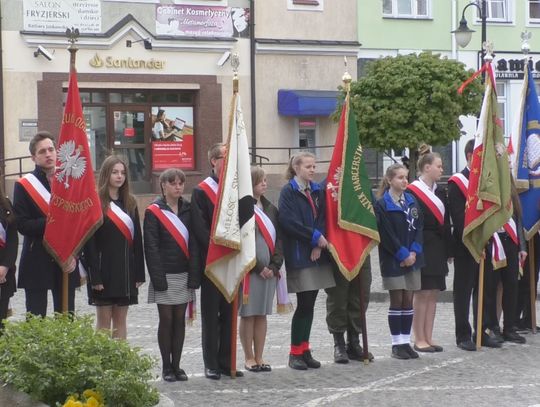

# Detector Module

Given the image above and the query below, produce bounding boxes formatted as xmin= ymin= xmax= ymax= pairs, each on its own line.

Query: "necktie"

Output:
xmin=305 ymin=188 xmax=317 ymax=218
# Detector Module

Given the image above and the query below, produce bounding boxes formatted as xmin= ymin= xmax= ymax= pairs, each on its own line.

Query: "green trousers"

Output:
xmin=325 ymin=255 xmax=372 ymax=334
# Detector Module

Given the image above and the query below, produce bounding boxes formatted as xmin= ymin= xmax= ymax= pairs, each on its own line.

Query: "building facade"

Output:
xmin=359 ymin=0 xmax=540 ymax=173
xmin=1 ymin=0 xmax=359 ymax=195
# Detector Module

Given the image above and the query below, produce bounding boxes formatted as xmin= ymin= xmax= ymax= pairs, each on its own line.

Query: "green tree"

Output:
xmin=348 ymin=52 xmax=483 ymax=172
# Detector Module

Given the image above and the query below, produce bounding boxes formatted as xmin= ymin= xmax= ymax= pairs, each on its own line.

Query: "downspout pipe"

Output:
xmin=249 ymin=0 xmax=256 ymax=164
xmin=0 ymin=4 xmax=5 ymax=183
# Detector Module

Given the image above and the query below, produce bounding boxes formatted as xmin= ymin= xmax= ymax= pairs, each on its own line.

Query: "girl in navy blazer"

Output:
xmin=279 ymin=152 xmax=335 ymax=370
xmin=375 ymin=163 xmax=424 ymax=360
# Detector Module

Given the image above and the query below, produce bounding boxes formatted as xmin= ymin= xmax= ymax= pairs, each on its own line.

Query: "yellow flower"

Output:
xmin=63 ymin=401 xmax=83 ymax=407
xmin=83 ymin=389 xmax=103 ymax=404
xmin=85 ymin=396 xmax=100 ymax=407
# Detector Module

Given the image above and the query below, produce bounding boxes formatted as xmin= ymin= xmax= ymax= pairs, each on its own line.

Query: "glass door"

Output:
xmin=109 ymin=106 xmax=150 ymax=193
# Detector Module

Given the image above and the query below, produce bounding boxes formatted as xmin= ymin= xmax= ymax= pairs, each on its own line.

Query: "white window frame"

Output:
xmin=475 ymin=0 xmax=514 ymax=23
xmin=382 ymin=0 xmax=431 ymax=19
xmin=527 ymin=0 xmax=540 ymax=24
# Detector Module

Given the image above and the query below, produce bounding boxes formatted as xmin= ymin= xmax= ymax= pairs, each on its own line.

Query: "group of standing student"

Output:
xmin=6 ymin=132 xmax=536 ymax=381
xmin=449 ymin=140 xmax=527 ymax=351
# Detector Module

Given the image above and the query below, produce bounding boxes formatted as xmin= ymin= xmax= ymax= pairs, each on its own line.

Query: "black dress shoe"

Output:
xmin=303 ymin=350 xmax=321 ymax=368
xmin=244 ymin=364 xmax=261 ymax=372
xmin=457 ymin=339 xmax=476 ymax=351
xmin=413 ymin=344 xmax=435 ymax=353
xmin=391 ymin=345 xmax=410 ymax=360
xmin=219 ymin=368 xmax=244 ymax=377
xmin=503 ymin=330 xmax=526 ymax=344
xmin=259 ymin=363 xmax=272 ymax=372
xmin=403 ymin=344 xmax=419 ymax=359
xmin=473 ymin=334 xmax=502 ymax=348
xmin=489 ymin=328 xmax=504 ymax=344
xmin=288 ymin=354 xmax=308 ymax=370
xmin=204 ymin=368 xmax=221 ymax=380
xmin=174 ymin=368 xmax=188 ymax=381
xmin=162 ymin=368 xmax=177 ymax=382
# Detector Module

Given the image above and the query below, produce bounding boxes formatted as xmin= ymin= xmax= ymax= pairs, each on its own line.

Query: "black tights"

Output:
xmin=157 ymin=303 xmax=188 ymax=371
xmin=389 ymin=289 xmax=414 ymax=309
xmin=291 ymin=290 xmax=319 ymax=346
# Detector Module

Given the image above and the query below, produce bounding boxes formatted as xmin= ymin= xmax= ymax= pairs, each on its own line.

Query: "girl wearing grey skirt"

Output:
xmin=279 ymin=152 xmax=335 ymax=371
xmin=239 ymin=167 xmax=284 ymax=373
xmin=374 ymin=163 xmax=424 ymax=360
xmin=144 ymin=169 xmax=196 ymax=382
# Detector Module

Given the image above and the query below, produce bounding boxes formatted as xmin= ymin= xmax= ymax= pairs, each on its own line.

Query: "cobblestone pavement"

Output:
xmin=7 ymin=268 xmax=540 ymax=407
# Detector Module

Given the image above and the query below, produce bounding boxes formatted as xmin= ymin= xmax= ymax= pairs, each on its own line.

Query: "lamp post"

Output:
xmin=452 ymin=0 xmax=487 ymax=64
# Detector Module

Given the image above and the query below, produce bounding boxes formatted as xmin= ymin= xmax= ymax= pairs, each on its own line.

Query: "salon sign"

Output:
xmin=23 ymin=0 xmax=101 ymax=33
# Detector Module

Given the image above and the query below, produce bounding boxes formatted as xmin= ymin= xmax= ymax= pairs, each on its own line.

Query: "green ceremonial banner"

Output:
xmin=462 ymin=65 xmax=512 ymax=263
xmin=326 ymin=97 xmax=379 ymax=280
xmin=338 ymin=111 xmax=379 ymax=234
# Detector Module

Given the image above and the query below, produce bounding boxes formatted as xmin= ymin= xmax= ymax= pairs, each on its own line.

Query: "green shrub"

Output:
xmin=0 ymin=315 xmax=159 ymax=407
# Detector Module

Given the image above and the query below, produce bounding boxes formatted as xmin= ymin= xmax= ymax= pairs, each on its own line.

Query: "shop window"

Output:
xmin=109 ymin=92 xmax=147 ymax=103
xmin=383 ymin=0 xmax=430 ymax=19
xmin=496 ymin=82 xmax=508 ymax=142
xmin=299 ymin=118 xmax=316 ymax=154
xmin=529 ymin=0 xmax=540 ymax=22
xmin=151 ymin=92 xmax=194 ymax=104
xmin=477 ymin=0 xmax=512 ymax=22
xmin=83 ymin=106 xmax=107 ymax=171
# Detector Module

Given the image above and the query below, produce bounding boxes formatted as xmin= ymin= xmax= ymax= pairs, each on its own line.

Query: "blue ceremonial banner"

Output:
xmin=510 ymin=63 xmax=540 ymax=239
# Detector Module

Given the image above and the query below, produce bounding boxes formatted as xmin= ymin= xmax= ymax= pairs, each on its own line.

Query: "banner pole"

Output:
xmin=529 ymin=239 xmax=537 ymax=334
xmin=230 ymin=294 xmax=238 ymax=379
xmin=357 ymin=273 xmax=369 ymax=365
xmin=475 ymin=256 xmax=485 ymax=350
xmin=62 ymin=29 xmax=79 ymax=315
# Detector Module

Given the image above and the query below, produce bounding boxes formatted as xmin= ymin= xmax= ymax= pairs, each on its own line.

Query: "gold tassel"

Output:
xmin=476 ymin=199 xmax=484 ymax=211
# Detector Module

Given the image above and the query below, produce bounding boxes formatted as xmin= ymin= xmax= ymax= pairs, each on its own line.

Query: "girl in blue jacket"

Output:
xmin=374 ymin=163 xmax=424 ymax=360
xmin=279 ymin=152 xmax=335 ymax=370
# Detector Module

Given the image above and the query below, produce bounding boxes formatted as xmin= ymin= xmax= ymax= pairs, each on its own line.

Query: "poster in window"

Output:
xmin=151 ymin=106 xmax=195 ymax=170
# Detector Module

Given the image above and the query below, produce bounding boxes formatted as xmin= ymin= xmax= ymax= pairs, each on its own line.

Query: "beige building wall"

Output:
xmin=253 ymin=0 xmax=358 ymax=177
xmin=255 ymin=0 xmax=357 ymax=41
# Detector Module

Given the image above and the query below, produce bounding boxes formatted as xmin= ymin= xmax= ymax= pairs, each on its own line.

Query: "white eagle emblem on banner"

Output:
xmin=56 ymin=140 xmax=87 ymax=188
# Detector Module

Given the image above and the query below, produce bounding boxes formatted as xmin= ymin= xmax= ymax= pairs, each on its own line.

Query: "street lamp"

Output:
xmin=451 ymin=0 xmax=487 ymax=62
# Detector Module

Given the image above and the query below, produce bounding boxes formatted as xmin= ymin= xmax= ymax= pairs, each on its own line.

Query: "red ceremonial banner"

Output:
xmin=43 ymin=70 xmax=103 ymax=265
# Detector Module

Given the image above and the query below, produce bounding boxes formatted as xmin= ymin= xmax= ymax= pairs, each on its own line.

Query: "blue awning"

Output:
xmin=277 ymin=89 xmax=339 ymax=117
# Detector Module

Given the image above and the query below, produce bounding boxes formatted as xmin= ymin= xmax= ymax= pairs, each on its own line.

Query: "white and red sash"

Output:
xmin=407 ymin=180 xmax=445 ymax=225
xmin=0 ymin=222 xmax=6 ymax=248
xmin=198 ymin=177 xmax=218 ymax=205
xmin=17 ymin=173 xmax=50 ymax=215
xmin=254 ymin=205 xmax=276 ymax=255
xmin=448 ymin=173 xmax=469 ymax=197
xmin=491 ymin=232 xmax=506 ymax=269
xmin=147 ymin=204 xmax=190 ymax=258
xmin=503 ymin=218 xmax=518 ymax=246
xmin=107 ymin=202 xmax=135 ymax=245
